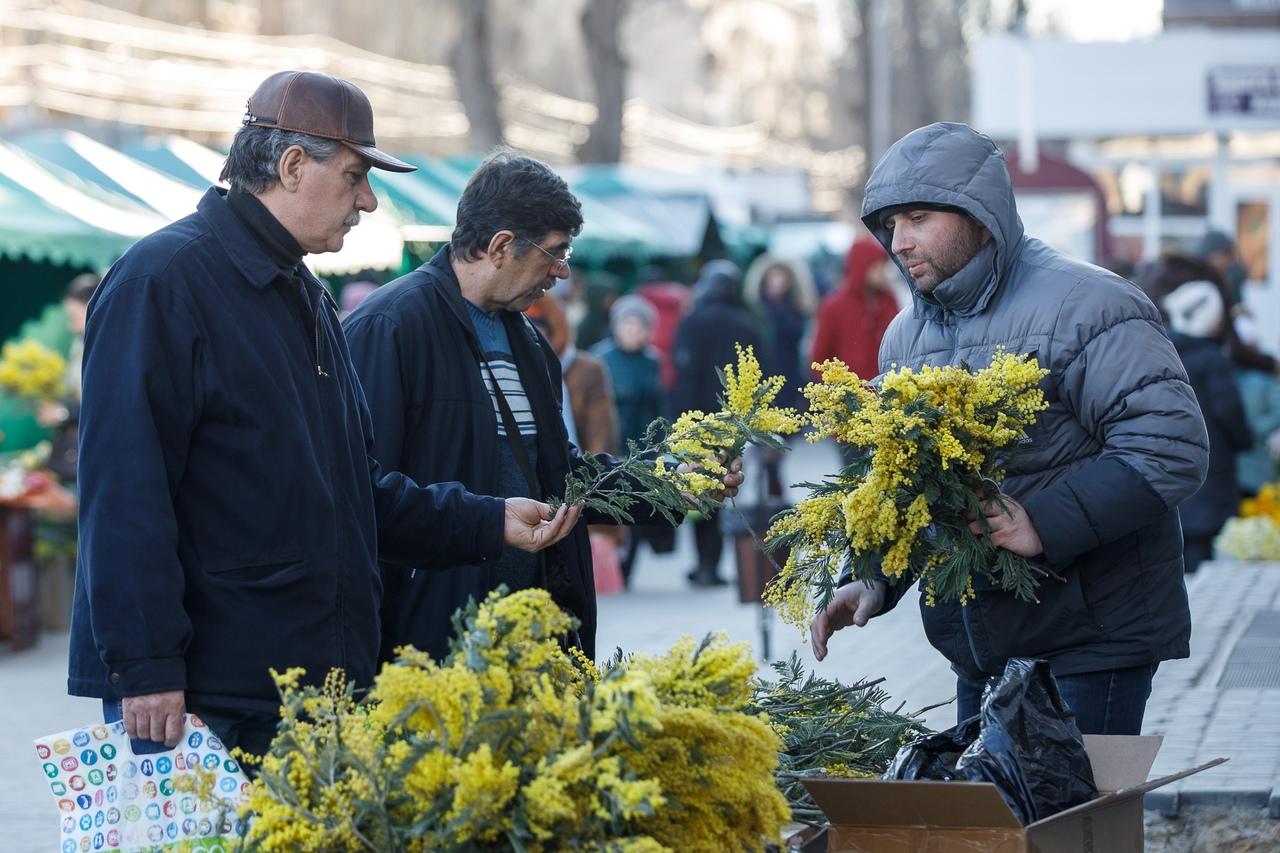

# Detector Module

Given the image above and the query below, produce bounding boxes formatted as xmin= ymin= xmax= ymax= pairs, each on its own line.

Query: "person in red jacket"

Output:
xmin=810 ymin=237 xmax=901 ymax=381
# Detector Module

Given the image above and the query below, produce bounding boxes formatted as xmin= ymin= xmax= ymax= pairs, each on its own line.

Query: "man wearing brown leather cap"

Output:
xmin=69 ymin=71 xmax=581 ymax=758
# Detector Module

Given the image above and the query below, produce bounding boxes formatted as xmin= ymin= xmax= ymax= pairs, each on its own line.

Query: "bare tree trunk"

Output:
xmin=896 ymin=0 xmax=935 ymax=137
xmin=578 ymin=0 xmax=629 ymax=163
xmin=449 ymin=0 xmax=504 ymax=150
xmin=258 ymin=0 xmax=287 ymax=35
xmin=834 ymin=0 xmax=873 ymax=153
xmin=932 ymin=0 xmax=971 ymax=122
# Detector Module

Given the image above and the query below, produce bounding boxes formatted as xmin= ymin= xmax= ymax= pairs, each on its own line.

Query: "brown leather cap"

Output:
xmin=243 ymin=71 xmax=415 ymax=173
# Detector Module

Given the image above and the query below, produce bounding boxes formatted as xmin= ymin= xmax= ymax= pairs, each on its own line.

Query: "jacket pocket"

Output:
xmin=201 ymin=549 xmax=306 ymax=586
xmin=980 ymin=568 xmax=1105 ymax=664
xmin=185 ymin=553 xmax=333 ymax=703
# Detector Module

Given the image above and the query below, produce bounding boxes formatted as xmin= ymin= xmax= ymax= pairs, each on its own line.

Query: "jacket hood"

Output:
xmin=838 ymin=238 xmax=889 ymax=300
xmin=860 ymin=122 xmax=1025 ymax=320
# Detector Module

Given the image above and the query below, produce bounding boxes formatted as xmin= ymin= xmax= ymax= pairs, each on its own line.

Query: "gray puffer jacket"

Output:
xmin=862 ymin=123 xmax=1208 ymax=682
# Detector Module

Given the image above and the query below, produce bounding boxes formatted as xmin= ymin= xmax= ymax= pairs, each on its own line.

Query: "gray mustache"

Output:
xmin=343 ymin=212 xmax=361 ymax=228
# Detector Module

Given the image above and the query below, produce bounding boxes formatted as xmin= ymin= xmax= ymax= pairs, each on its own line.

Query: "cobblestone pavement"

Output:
xmin=1143 ymin=560 xmax=1280 ymax=816
xmin=2 ymin=439 xmax=1275 ymax=851
xmin=0 ymin=631 xmax=90 ymax=852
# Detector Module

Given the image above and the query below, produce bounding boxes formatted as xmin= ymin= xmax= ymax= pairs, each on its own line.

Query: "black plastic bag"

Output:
xmin=955 ymin=658 xmax=1097 ymax=824
xmin=884 ymin=658 xmax=1098 ymax=824
xmin=885 ymin=716 xmax=981 ymax=782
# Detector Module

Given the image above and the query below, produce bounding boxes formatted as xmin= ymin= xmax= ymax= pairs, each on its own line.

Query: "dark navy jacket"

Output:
xmin=1170 ymin=333 xmax=1251 ymax=538
xmin=343 ymin=248 xmax=670 ymax=663
xmin=68 ymin=189 xmax=505 ymax=712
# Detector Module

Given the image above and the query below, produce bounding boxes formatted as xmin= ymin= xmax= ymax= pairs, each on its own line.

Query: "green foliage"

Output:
xmin=751 ymin=655 xmax=934 ymax=824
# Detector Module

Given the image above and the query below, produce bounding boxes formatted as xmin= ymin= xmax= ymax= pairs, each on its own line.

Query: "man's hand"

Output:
xmin=122 ymin=690 xmax=186 ymax=747
xmin=809 ymin=580 xmax=886 ymax=661
xmin=676 ymin=456 xmax=746 ymax=503
xmin=968 ymin=491 xmax=1043 ymax=557
xmin=504 ymin=498 xmax=582 ymax=552
xmin=713 ymin=456 xmax=745 ymax=501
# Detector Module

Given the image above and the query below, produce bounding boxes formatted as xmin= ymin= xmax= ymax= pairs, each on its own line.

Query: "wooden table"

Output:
xmin=0 ymin=482 xmax=75 ymax=650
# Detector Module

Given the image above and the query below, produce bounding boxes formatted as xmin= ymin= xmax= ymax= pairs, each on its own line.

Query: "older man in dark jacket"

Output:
xmin=344 ymin=151 xmax=741 ymax=664
xmin=811 ymin=123 xmax=1209 ymax=735
xmin=69 ymin=73 xmax=576 ymax=757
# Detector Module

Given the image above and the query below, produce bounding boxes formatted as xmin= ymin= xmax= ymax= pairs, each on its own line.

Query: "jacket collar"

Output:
xmin=198 ymin=187 xmax=300 ymax=291
xmin=427 ymin=245 xmax=485 ymax=347
xmin=913 ymin=240 xmax=1000 ymax=322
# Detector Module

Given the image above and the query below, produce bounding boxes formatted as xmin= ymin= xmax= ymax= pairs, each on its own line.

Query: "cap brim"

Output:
xmin=344 ymin=141 xmax=416 ymax=173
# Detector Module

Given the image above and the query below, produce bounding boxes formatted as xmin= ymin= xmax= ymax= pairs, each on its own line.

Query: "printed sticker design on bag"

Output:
xmin=34 ymin=715 xmax=249 ymax=852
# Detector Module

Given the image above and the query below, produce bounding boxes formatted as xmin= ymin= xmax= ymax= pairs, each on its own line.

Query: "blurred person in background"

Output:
xmin=338 ymin=279 xmax=379 ymax=320
xmin=592 ymin=294 xmax=671 ymax=586
xmin=1196 ymin=230 xmax=1246 ymax=300
xmin=743 ymin=255 xmax=817 ymax=497
xmin=1159 ymin=279 xmax=1251 ymax=573
xmin=1181 ymin=236 xmax=1279 ymax=377
xmin=671 ymin=259 xmax=765 ymax=587
xmin=744 ymin=255 xmax=817 ymax=411
xmin=592 ymin=295 xmax=660 ymax=452
xmin=529 ymin=293 xmax=620 ymax=458
xmin=633 ymin=265 xmax=691 ymax=392
xmin=1234 ymin=314 xmax=1280 ymax=497
xmin=574 ymin=271 xmax=622 ymax=351
xmin=37 ymin=273 xmax=99 ymax=483
xmin=810 ymin=238 xmax=900 ymax=384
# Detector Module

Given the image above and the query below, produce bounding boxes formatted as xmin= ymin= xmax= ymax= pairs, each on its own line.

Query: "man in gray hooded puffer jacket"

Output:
xmin=810 ymin=123 xmax=1209 ymax=735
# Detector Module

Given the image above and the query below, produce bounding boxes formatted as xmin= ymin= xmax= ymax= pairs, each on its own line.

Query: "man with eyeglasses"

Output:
xmin=344 ymin=150 xmax=741 ymax=663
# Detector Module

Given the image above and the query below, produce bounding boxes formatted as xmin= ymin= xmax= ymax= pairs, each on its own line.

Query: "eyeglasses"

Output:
xmin=522 ymin=239 xmax=573 ymax=273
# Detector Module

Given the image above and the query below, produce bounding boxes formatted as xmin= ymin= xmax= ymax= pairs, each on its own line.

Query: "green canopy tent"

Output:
xmin=0 ymin=142 xmax=157 ymax=450
xmin=110 ymin=136 xmax=405 ymax=277
xmin=14 ymin=130 xmax=204 ymax=222
xmin=399 ymin=155 xmax=668 ymax=267
xmin=567 ymin=166 xmax=730 ymax=263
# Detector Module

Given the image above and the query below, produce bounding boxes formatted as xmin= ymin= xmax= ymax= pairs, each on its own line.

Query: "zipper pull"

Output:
xmin=313 ymin=294 xmax=330 ymax=378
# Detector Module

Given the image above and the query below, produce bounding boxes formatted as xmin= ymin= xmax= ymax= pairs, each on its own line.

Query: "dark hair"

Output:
xmin=65 ymin=273 xmax=100 ymax=303
xmin=1137 ymin=253 xmax=1226 ymax=308
xmin=219 ymin=125 xmax=343 ymax=194
xmin=451 ymin=149 xmax=583 ymax=261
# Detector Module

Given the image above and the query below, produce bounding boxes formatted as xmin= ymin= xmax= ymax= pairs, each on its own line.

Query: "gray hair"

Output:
xmin=219 ymin=125 xmax=343 ymax=194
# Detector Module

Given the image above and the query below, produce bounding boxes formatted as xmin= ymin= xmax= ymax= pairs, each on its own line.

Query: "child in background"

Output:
xmin=592 ymin=295 xmax=669 ymax=587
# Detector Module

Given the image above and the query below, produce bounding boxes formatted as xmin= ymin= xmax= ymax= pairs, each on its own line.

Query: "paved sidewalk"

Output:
xmin=1143 ymin=560 xmax=1280 ymax=815
xmin=0 ymin=631 xmax=94 ymax=851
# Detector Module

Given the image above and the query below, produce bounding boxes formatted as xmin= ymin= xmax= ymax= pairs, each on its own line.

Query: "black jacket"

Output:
xmin=670 ymin=266 xmax=766 ymax=417
xmin=1170 ymin=333 xmax=1252 ymax=536
xmin=343 ymin=248 xmax=666 ymax=662
xmin=68 ymin=189 xmax=505 ymax=711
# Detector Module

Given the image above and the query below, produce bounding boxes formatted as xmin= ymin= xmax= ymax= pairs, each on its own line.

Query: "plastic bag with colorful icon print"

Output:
xmin=33 ymin=714 xmax=249 ymax=852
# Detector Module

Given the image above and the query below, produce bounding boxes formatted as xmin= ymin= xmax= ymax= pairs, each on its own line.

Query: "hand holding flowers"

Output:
xmin=554 ymin=345 xmax=799 ymax=524
xmin=765 ymin=350 xmax=1053 ymax=630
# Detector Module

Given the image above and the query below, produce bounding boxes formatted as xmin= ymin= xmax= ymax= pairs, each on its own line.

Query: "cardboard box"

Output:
xmin=797 ymin=735 xmax=1225 ymax=853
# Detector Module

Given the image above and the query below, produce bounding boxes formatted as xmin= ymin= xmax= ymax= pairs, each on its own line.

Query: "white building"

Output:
xmin=972 ymin=25 xmax=1280 ymax=356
